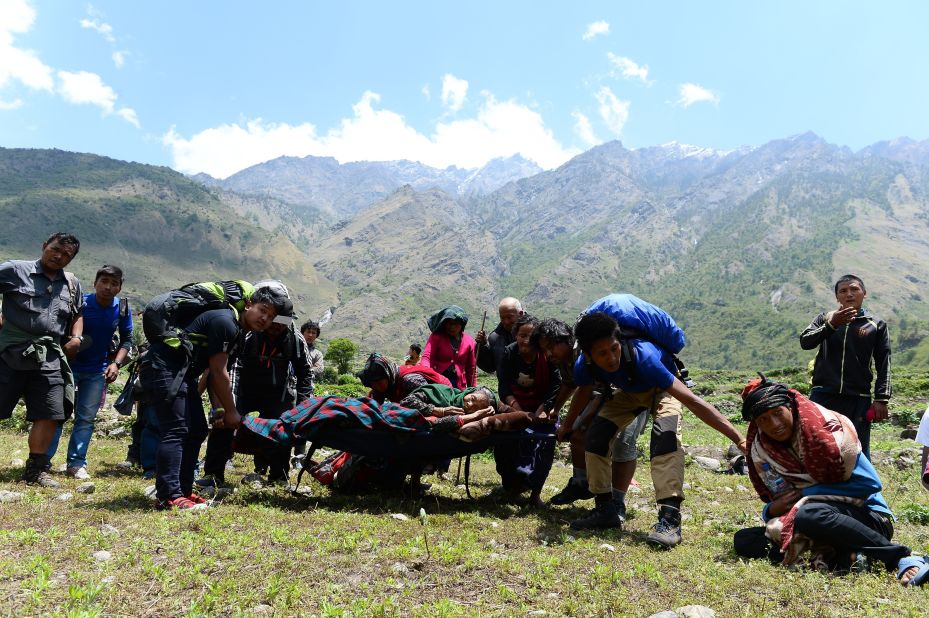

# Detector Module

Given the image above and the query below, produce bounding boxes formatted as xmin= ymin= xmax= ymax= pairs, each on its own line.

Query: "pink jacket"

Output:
xmin=421 ymin=331 xmax=477 ymax=388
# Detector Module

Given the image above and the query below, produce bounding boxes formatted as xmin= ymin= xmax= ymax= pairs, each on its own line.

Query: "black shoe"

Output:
xmin=195 ymin=474 xmax=226 ymax=489
xmin=646 ymin=505 xmax=682 ymax=549
xmin=550 ymin=478 xmax=594 ymax=506
xmin=570 ymin=500 xmax=622 ymax=530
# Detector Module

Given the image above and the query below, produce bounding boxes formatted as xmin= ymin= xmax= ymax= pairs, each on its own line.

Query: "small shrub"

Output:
xmin=897 ymin=503 xmax=929 ymax=525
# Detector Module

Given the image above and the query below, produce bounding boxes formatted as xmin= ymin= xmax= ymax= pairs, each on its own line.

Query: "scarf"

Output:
xmin=426 ymin=305 xmax=469 ymax=333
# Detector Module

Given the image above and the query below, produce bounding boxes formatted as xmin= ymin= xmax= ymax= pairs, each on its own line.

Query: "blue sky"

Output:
xmin=1 ymin=1 xmax=927 ymax=178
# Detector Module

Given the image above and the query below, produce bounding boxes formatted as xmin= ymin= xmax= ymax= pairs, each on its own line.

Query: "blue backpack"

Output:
xmin=581 ymin=294 xmax=693 ymax=387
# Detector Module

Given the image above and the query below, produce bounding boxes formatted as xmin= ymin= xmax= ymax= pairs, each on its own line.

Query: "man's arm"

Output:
xmin=207 ymin=352 xmax=242 ymax=428
xmin=557 ymin=384 xmax=593 ymax=441
xmin=476 ymin=337 xmax=495 ymax=373
xmin=667 ymin=377 xmax=746 ymax=450
xmin=872 ymin=321 xmax=892 ymax=410
xmin=63 ymin=315 xmax=84 ymax=359
xmin=294 ymin=334 xmax=314 ymax=399
xmin=799 ymin=313 xmax=832 ymax=350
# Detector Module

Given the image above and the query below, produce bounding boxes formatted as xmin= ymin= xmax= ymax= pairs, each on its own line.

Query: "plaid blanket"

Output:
xmin=235 ymin=396 xmax=431 ymax=450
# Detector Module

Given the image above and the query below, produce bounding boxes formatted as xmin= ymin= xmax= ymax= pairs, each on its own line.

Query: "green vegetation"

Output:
xmin=324 ymin=338 xmax=359 ymax=375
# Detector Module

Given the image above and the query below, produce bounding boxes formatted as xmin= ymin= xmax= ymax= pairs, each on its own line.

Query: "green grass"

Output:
xmin=0 ymin=377 xmax=927 ymax=616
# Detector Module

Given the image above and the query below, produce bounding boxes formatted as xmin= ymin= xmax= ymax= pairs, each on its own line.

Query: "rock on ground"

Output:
xmin=55 ymin=492 xmax=73 ymax=502
xmin=693 ymin=456 xmax=721 ymax=471
xmin=676 ymin=605 xmax=716 ymax=618
xmin=93 ymin=550 xmax=112 ymax=562
xmin=76 ymin=482 xmax=96 ymax=494
xmin=0 ymin=490 xmax=25 ymax=503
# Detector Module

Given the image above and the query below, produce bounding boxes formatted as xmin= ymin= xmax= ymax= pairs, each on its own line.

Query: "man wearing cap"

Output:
xmin=143 ymin=285 xmax=289 ymax=510
xmin=201 ymin=282 xmax=313 ymax=487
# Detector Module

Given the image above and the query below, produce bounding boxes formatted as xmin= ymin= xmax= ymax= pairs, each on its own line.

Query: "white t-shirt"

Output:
xmin=916 ymin=405 xmax=929 ymax=446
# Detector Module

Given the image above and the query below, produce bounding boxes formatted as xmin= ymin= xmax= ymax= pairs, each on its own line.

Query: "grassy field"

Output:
xmin=0 ymin=370 xmax=928 ymax=617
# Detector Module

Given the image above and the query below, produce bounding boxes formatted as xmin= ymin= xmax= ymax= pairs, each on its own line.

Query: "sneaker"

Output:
xmin=194 ymin=475 xmax=225 ymax=489
xmin=156 ymin=496 xmax=208 ymax=511
xmin=66 ymin=466 xmax=90 ymax=480
xmin=646 ymin=505 xmax=683 ymax=549
xmin=550 ymin=478 xmax=594 ymax=506
xmin=186 ymin=493 xmax=210 ymax=506
xmin=116 ymin=458 xmax=139 ymax=470
xmin=570 ymin=500 xmax=622 ymax=530
xmin=241 ymin=472 xmax=265 ymax=487
xmin=22 ymin=456 xmax=61 ymax=488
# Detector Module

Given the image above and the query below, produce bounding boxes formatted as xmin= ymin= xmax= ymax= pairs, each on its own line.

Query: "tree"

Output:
xmin=324 ymin=338 xmax=358 ymax=375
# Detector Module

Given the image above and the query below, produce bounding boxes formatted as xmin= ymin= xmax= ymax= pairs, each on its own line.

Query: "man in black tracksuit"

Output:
xmin=800 ymin=274 xmax=890 ymax=458
xmin=202 ymin=319 xmax=313 ymax=485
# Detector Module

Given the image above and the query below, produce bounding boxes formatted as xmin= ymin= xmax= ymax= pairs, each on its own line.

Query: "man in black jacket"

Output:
xmin=800 ymin=274 xmax=891 ymax=458
xmin=475 ymin=297 xmax=523 ymax=374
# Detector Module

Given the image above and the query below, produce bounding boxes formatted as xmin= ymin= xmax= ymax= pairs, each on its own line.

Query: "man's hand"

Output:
xmin=828 ymin=306 xmax=857 ymax=328
xmin=213 ymin=410 xmax=242 ymax=430
xmin=104 ymin=362 xmax=120 ymax=383
xmin=63 ymin=337 xmax=81 ymax=359
xmin=474 ymin=330 xmax=487 ymax=346
xmin=767 ymin=489 xmax=802 ymax=517
xmin=871 ymin=401 xmax=889 ymax=422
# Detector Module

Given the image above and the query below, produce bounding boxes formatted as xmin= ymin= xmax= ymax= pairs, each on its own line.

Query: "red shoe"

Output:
xmin=186 ymin=493 xmax=209 ymax=505
xmin=156 ymin=496 xmax=208 ymax=511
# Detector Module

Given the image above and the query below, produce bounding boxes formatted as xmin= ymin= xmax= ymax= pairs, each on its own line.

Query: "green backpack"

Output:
xmin=142 ymin=280 xmax=255 ymax=354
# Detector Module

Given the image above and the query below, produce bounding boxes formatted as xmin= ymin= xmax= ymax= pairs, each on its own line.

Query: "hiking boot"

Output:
xmin=116 ymin=458 xmax=140 ymax=470
xmin=550 ymin=478 xmax=594 ymax=506
xmin=614 ymin=498 xmax=627 ymax=523
xmin=570 ymin=499 xmax=622 ymax=530
xmin=646 ymin=505 xmax=683 ymax=549
xmin=141 ymin=469 xmax=155 ymax=480
xmin=156 ymin=496 xmax=208 ymax=512
xmin=67 ymin=466 xmax=90 ymax=480
xmin=22 ymin=455 xmax=61 ymax=488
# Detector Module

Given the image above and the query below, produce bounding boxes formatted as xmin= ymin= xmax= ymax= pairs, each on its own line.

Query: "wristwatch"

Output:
xmin=69 ymin=335 xmax=83 ymax=343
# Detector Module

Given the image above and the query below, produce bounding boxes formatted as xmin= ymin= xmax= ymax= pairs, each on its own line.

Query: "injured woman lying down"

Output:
xmin=230 ymin=383 xmax=549 ymax=454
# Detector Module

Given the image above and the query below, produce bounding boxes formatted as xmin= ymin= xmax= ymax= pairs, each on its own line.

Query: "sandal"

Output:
xmin=897 ymin=555 xmax=929 ymax=586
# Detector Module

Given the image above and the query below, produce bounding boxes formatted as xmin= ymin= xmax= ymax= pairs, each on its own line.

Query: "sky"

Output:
xmin=1 ymin=1 xmax=928 ymax=179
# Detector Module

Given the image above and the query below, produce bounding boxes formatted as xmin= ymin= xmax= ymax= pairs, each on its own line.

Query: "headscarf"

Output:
xmin=407 ymin=383 xmax=497 ymax=411
xmin=426 ymin=305 xmax=469 ymax=333
xmin=357 ymin=353 xmax=399 ymax=390
xmin=740 ymin=373 xmax=792 ymax=422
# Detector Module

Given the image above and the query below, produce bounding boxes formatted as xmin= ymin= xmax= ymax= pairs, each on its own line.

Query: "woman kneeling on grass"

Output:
xmin=733 ymin=374 xmax=913 ymax=576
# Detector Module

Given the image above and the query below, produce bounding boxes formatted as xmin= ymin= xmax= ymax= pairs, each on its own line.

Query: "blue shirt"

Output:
xmin=573 ymin=339 xmax=676 ymax=393
xmin=71 ymin=294 xmax=133 ymax=374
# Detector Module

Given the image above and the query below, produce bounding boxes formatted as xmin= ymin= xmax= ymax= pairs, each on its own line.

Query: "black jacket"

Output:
xmin=230 ymin=325 xmax=314 ymax=407
xmin=800 ymin=309 xmax=891 ymax=401
xmin=476 ymin=322 xmax=514 ymax=374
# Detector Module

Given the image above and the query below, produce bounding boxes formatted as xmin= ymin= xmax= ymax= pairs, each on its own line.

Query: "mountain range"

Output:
xmin=2 ymin=134 xmax=929 ymax=371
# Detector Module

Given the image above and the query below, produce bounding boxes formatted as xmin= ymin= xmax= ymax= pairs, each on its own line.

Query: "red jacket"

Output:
xmin=421 ymin=331 xmax=477 ymax=388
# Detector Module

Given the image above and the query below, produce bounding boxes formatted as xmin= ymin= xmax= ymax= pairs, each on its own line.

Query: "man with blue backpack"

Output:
xmin=566 ymin=294 xmax=747 ymax=549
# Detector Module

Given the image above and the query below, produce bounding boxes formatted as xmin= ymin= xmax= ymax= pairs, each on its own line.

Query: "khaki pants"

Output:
xmin=584 ymin=388 xmax=684 ymax=501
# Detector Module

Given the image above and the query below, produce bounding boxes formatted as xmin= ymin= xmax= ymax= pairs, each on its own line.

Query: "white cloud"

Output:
xmin=582 ymin=20 xmax=610 ymax=41
xmin=0 ymin=0 xmax=55 ymax=92
xmin=0 ymin=97 xmax=23 ymax=110
xmin=572 ymin=111 xmax=599 ymax=147
xmin=115 ymin=106 xmax=139 ymax=128
xmin=421 ymin=84 xmax=430 ymax=100
xmin=163 ymin=89 xmax=579 ymax=178
xmin=80 ymin=18 xmax=115 ymax=43
xmin=607 ymin=52 xmax=651 ymax=85
xmin=112 ymin=50 xmax=126 ymax=68
xmin=441 ymin=73 xmax=468 ymax=112
xmin=678 ymin=82 xmax=720 ymax=107
xmin=57 ymin=70 xmax=139 ymax=126
xmin=595 ymin=86 xmax=630 ymax=136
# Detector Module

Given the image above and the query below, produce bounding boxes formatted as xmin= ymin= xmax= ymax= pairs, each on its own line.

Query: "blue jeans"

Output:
xmin=48 ymin=371 xmax=107 ymax=468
